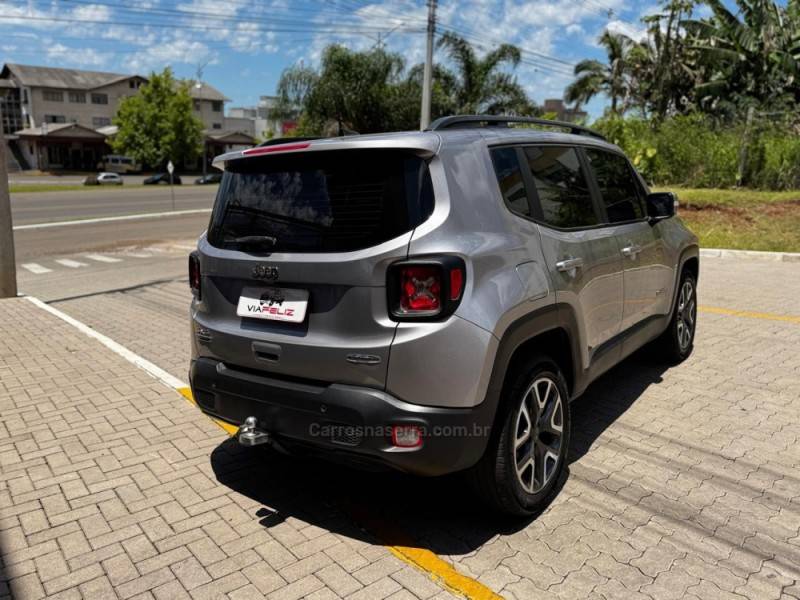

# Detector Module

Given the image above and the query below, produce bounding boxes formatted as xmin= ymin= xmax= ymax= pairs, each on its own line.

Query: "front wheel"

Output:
xmin=469 ymin=356 xmax=571 ymax=516
xmin=653 ymin=271 xmax=697 ymax=363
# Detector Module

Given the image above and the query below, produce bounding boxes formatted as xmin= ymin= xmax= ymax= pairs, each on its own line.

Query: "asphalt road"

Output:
xmin=11 ymin=185 xmax=216 ymax=226
xmin=10 ymin=186 xmax=215 ymax=261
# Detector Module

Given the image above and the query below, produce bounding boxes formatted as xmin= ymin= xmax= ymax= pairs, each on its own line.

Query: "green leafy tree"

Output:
xmin=112 ymin=68 xmax=204 ymax=169
xmin=435 ymin=33 xmax=537 ymax=115
xmin=565 ymin=31 xmax=637 ymax=115
xmin=683 ymin=0 xmax=800 ymax=114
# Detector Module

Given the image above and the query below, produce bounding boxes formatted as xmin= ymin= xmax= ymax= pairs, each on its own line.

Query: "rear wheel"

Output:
xmin=653 ymin=271 xmax=697 ymax=363
xmin=469 ymin=356 xmax=571 ymax=516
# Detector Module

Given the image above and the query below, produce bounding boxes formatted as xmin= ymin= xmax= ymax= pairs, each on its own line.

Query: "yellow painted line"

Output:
xmin=699 ymin=305 xmax=800 ymax=324
xmin=177 ymin=386 xmax=239 ymax=436
xmin=179 ymin=386 xmax=500 ymax=599
xmin=348 ymin=504 xmax=503 ymax=600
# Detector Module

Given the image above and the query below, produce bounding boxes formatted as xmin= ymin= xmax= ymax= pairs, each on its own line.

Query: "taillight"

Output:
xmin=400 ymin=266 xmax=441 ymax=313
xmin=388 ymin=257 xmax=465 ymax=321
xmin=189 ymin=252 xmax=201 ymax=299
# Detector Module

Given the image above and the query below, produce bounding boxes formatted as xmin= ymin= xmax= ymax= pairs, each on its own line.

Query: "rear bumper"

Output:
xmin=189 ymin=357 xmax=495 ymax=476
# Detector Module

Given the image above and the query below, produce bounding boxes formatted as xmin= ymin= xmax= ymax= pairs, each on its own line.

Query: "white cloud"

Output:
xmin=46 ymin=43 xmax=110 ymax=67
xmin=124 ymin=35 xmax=217 ymax=72
xmin=69 ymin=4 xmax=112 ymax=22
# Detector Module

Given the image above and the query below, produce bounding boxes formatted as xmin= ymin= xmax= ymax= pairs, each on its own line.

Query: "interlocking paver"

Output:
xmin=4 ymin=255 xmax=800 ymax=599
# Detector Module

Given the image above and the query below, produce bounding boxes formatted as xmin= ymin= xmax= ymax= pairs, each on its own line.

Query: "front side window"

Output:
xmin=524 ymin=146 xmax=597 ymax=228
xmin=489 ymin=147 xmax=530 ymax=217
xmin=585 ymin=149 xmax=644 ymax=223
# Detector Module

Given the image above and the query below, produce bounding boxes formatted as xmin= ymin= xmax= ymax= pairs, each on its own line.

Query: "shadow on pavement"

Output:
xmin=210 ymin=349 xmax=670 ymax=556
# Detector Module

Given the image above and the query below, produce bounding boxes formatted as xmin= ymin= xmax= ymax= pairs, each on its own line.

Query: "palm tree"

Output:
xmin=435 ymin=33 xmax=536 ymax=115
xmin=565 ymin=31 xmax=636 ymax=115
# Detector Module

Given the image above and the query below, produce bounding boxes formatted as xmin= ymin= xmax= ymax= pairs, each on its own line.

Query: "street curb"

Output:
xmin=700 ymin=248 xmax=800 ymax=262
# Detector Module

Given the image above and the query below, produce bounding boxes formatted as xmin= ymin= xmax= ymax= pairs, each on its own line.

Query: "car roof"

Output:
xmin=211 ymin=125 xmax=623 ymax=169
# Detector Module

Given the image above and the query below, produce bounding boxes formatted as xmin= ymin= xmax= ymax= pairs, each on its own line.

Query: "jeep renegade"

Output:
xmin=188 ymin=115 xmax=699 ymax=515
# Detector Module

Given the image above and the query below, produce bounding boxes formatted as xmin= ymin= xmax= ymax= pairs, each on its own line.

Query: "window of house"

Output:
xmin=68 ymin=92 xmax=86 ymax=103
xmin=92 ymin=117 xmax=111 ymax=127
xmin=212 ymin=101 xmax=223 ymax=112
xmin=193 ymin=101 xmax=200 ymax=111
xmin=91 ymin=93 xmax=108 ymax=105
xmin=129 ymin=80 xmax=135 ymax=89
xmin=489 ymin=147 xmax=530 ymax=217
xmin=523 ymin=146 xmax=598 ymax=229
xmin=43 ymin=90 xmax=64 ymax=102
xmin=584 ymin=149 xmax=645 ymax=223
xmin=44 ymin=114 xmax=66 ymax=124
xmin=212 ymin=123 xmax=222 ymax=129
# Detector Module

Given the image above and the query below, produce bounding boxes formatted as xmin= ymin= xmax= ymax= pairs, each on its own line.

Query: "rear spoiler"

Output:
xmin=211 ymin=133 xmax=441 ymax=170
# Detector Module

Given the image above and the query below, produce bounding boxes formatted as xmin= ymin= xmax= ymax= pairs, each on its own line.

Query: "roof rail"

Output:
xmin=427 ymin=115 xmax=606 ymax=140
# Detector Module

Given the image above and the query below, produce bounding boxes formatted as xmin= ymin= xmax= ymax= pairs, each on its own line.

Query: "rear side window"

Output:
xmin=208 ymin=149 xmax=434 ymax=253
xmin=489 ymin=147 xmax=530 ymax=216
xmin=524 ymin=146 xmax=597 ymax=229
xmin=585 ymin=149 xmax=644 ymax=223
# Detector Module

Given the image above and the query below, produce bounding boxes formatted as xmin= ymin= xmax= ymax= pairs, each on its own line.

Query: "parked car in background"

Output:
xmin=84 ymin=172 xmax=123 ymax=186
xmin=195 ymin=173 xmax=222 ymax=185
xmin=98 ymin=155 xmax=141 ymax=174
xmin=188 ymin=115 xmax=699 ymax=516
xmin=143 ymin=173 xmax=182 ymax=185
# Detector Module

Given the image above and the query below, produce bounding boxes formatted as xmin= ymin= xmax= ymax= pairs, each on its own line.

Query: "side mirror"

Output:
xmin=646 ymin=192 xmax=677 ymax=223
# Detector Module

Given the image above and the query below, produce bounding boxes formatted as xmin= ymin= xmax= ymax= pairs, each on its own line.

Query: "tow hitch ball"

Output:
xmin=237 ymin=416 xmax=271 ymax=447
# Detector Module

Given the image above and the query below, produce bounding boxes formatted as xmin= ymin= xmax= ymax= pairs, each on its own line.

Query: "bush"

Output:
xmin=592 ymin=113 xmax=800 ymax=190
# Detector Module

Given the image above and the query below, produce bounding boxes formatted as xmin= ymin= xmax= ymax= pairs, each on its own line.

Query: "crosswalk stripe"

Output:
xmin=21 ymin=263 xmax=52 ymax=274
xmin=55 ymin=259 xmax=88 ymax=268
xmin=85 ymin=254 xmax=122 ymax=263
xmin=125 ymin=252 xmax=152 ymax=258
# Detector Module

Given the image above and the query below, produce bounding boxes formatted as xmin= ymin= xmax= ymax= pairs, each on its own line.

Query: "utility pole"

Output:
xmin=0 ymin=98 xmax=17 ymax=298
xmin=419 ymin=0 xmax=437 ymax=130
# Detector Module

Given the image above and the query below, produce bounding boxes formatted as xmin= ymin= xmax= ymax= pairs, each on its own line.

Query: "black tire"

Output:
xmin=652 ymin=270 xmax=697 ymax=363
xmin=468 ymin=355 xmax=571 ymax=516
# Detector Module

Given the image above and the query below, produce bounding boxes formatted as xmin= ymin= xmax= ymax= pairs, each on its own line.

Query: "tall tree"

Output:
xmin=273 ymin=45 xmax=415 ymax=134
xmin=435 ymin=33 xmax=536 ymax=115
xmin=684 ymin=0 xmax=800 ymax=113
xmin=112 ymin=68 xmax=204 ymax=169
xmin=565 ymin=31 xmax=636 ymax=115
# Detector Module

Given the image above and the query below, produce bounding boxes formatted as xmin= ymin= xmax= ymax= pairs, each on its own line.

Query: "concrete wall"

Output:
xmin=192 ymin=98 xmax=225 ymax=131
xmin=28 ymin=79 xmax=142 ymax=129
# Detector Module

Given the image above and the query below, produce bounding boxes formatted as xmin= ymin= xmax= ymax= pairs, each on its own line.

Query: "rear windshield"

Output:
xmin=207 ymin=149 xmax=434 ymax=253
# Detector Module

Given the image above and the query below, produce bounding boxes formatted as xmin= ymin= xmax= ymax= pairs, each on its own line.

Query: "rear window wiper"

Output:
xmin=225 ymin=235 xmax=278 ymax=248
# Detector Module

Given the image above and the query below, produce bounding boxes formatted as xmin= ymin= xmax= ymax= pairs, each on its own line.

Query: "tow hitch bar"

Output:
xmin=237 ymin=416 xmax=271 ymax=447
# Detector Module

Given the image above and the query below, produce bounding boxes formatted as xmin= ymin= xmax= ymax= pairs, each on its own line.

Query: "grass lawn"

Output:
xmin=655 ymin=187 xmax=800 ymax=253
xmin=10 ymin=184 xmax=146 ymax=193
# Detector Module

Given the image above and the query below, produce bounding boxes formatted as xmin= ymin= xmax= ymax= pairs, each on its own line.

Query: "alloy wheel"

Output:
xmin=676 ymin=279 xmax=696 ymax=351
xmin=513 ymin=376 xmax=564 ymax=494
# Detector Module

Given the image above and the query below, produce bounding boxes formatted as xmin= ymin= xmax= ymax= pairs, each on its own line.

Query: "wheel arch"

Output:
xmin=482 ymin=304 xmax=582 ymax=439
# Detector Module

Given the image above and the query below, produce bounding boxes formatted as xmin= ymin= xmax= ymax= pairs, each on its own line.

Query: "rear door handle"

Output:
xmin=556 ymin=257 xmax=584 ymax=272
xmin=621 ymin=244 xmax=642 ymax=258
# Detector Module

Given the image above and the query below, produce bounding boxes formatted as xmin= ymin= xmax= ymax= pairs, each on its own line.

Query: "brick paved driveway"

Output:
xmin=2 ymin=255 xmax=800 ymax=599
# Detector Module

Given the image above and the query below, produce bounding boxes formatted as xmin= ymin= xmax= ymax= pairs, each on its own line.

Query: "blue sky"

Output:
xmin=0 ymin=0 xmax=682 ymax=119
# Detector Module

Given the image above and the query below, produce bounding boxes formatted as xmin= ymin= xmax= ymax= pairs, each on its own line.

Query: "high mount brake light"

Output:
xmin=388 ymin=257 xmax=465 ymax=321
xmin=189 ymin=253 xmax=201 ymax=299
xmin=241 ymin=142 xmax=311 ymax=156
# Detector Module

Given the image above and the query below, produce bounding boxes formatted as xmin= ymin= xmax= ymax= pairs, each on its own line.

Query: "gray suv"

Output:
xmin=189 ymin=115 xmax=698 ymax=515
